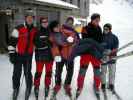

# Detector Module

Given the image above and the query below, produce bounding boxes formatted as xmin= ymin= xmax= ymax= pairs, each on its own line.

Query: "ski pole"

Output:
xmin=113 ymin=50 xmax=133 ymax=60
xmin=117 ymin=40 xmax=133 ymax=52
xmin=102 ymin=50 xmax=133 ymax=65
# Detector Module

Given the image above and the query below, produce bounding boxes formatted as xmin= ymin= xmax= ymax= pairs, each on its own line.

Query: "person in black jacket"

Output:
xmin=101 ymin=23 xmax=119 ymax=93
xmin=76 ymin=13 xmax=103 ymax=100
xmin=33 ymin=17 xmax=53 ymax=99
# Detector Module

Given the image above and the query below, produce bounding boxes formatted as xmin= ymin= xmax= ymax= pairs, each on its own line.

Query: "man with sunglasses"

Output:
xmin=101 ymin=23 xmax=119 ymax=94
xmin=34 ymin=17 xmax=53 ymax=100
xmin=76 ymin=13 xmax=103 ymax=100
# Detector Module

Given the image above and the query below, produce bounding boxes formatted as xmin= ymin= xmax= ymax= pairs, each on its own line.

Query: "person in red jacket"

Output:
xmin=76 ymin=13 xmax=103 ymax=100
xmin=8 ymin=12 xmax=37 ymax=100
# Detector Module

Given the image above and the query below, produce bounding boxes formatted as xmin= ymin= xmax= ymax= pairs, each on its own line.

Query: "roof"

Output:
xmin=36 ymin=0 xmax=78 ymax=9
xmin=22 ymin=0 xmax=78 ymax=10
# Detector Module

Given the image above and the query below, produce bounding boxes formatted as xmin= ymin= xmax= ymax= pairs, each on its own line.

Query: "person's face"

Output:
xmin=41 ymin=19 xmax=48 ymax=28
xmin=91 ymin=18 xmax=100 ymax=26
xmin=53 ymin=24 xmax=60 ymax=32
xmin=66 ymin=20 xmax=74 ymax=27
xmin=26 ymin=16 xmax=34 ymax=25
xmin=103 ymin=27 xmax=110 ymax=34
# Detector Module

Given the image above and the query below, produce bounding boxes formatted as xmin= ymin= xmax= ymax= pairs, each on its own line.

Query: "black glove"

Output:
xmin=9 ymin=53 xmax=16 ymax=64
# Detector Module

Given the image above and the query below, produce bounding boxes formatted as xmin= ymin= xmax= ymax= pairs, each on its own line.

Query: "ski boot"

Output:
xmin=34 ymin=87 xmax=39 ymax=100
xmin=93 ymin=85 xmax=100 ymax=100
xmin=50 ymin=90 xmax=57 ymax=100
xmin=101 ymin=84 xmax=108 ymax=100
xmin=101 ymin=84 xmax=106 ymax=92
xmin=25 ymin=87 xmax=32 ymax=100
xmin=12 ymin=89 xmax=19 ymax=100
xmin=64 ymin=85 xmax=73 ymax=100
xmin=44 ymin=87 xmax=50 ymax=100
xmin=74 ymin=88 xmax=82 ymax=100
xmin=108 ymin=84 xmax=115 ymax=93
xmin=95 ymin=93 xmax=100 ymax=100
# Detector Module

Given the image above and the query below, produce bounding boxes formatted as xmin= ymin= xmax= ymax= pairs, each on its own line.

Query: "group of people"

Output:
xmin=8 ymin=12 xmax=119 ymax=100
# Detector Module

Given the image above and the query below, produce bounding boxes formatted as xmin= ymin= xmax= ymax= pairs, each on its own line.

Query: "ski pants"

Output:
xmin=54 ymin=59 xmax=74 ymax=92
xmin=77 ymin=54 xmax=101 ymax=92
xmin=34 ymin=61 xmax=53 ymax=88
xmin=101 ymin=63 xmax=116 ymax=85
xmin=12 ymin=55 xmax=32 ymax=90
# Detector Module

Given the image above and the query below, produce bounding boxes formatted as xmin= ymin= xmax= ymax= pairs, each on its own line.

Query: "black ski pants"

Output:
xmin=12 ymin=54 xmax=32 ymax=90
xmin=55 ymin=59 xmax=74 ymax=86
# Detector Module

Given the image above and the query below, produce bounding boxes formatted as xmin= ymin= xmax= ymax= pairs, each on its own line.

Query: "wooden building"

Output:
xmin=0 ymin=0 xmax=78 ymax=53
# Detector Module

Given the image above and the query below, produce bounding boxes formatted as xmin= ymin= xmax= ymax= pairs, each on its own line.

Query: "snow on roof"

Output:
xmin=36 ymin=0 xmax=78 ymax=9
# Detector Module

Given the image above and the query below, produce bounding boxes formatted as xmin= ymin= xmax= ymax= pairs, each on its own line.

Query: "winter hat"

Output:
xmin=49 ymin=20 xmax=59 ymax=32
xmin=91 ymin=13 xmax=100 ymax=20
xmin=66 ymin=16 xmax=74 ymax=23
xmin=104 ymin=23 xmax=112 ymax=30
xmin=24 ymin=8 xmax=35 ymax=18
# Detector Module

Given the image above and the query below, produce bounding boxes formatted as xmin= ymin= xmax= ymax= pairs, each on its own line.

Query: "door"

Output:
xmin=0 ymin=13 xmax=10 ymax=53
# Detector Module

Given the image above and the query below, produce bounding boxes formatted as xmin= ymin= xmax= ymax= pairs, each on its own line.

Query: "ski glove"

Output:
xmin=67 ymin=36 xmax=74 ymax=43
xmin=54 ymin=56 xmax=62 ymax=62
xmin=110 ymin=49 xmax=117 ymax=57
xmin=9 ymin=53 xmax=16 ymax=64
xmin=101 ymin=55 xmax=110 ymax=63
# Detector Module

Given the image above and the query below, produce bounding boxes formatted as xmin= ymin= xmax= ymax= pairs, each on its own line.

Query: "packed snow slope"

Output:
xmin=0 ymin=0 xmax=133 ymax=100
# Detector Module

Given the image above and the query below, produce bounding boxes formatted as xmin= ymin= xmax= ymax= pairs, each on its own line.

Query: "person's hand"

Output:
xmin=110 ymin=49 xmax=117 ymax=57
xmin=67 ymin=36 xmax=74 ymax=43
xmin=54 ymin=56 xmax=62 ymax=62
xmin=101 ymin=55 xmax=110 ymax=63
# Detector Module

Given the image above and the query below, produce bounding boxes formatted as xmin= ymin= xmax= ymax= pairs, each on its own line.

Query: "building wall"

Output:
xmin=61 ymin=0 xmax=90 ymax=18
xmin=0 ymin=0 xmax=73 ymax=52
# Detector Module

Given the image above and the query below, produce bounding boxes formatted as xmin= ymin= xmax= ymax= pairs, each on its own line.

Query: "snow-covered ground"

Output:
xmin=0 ymin=0 xmax=133 ymax=100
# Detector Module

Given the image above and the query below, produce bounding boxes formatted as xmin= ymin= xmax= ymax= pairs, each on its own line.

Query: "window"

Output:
xmin=62 ymin=0 xmax=66 ymax=2
xmin=84 ymin=1 xmax=87 ymax=9
xmin=78 ymin=0 xmax=80 ymax=7
xmin=70 ymin=0 xmax=73 ymax=4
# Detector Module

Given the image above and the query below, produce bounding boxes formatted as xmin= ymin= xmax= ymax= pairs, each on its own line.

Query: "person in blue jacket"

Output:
xmin=101 ymin=23 xmax=119 ymax=93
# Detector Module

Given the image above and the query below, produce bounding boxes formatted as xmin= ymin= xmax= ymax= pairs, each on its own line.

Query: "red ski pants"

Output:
xmin=34 ymin=61 xmax=53 ymax=88
xmin=77 ymin=54 xmax=101 ymax=92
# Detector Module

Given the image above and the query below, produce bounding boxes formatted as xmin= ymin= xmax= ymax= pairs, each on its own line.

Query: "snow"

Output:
xmin=0 ymin=0 xmax=133 ymax=100
xmin=36 ymin=0 xmax=78 ymax=9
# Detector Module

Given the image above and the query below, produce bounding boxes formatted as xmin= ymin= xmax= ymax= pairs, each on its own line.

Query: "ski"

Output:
xmin=102 ymin=50 xmax=133 ymax=65
xmin=112 ymin=90 xmax=122 ymax=100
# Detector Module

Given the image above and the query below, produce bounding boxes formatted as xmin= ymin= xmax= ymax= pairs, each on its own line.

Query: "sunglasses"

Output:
xmin=42 ymin=21 xmax=48 ymax=23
